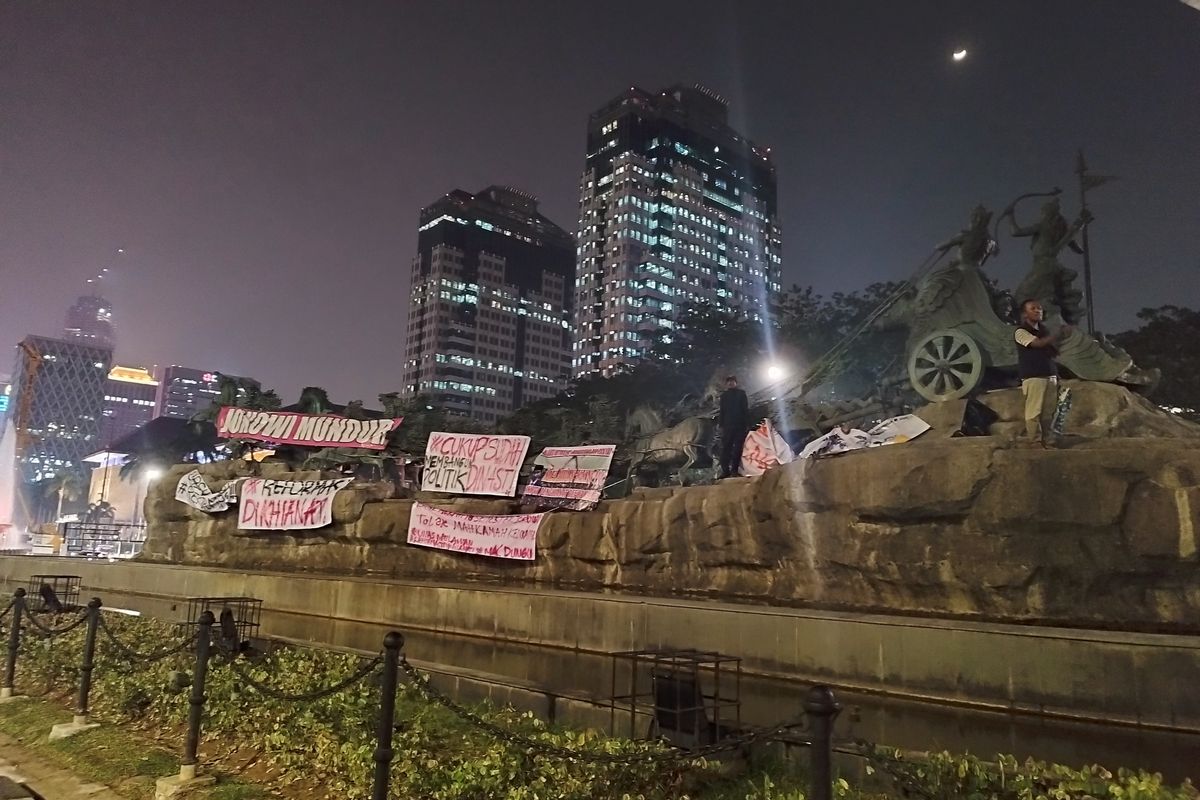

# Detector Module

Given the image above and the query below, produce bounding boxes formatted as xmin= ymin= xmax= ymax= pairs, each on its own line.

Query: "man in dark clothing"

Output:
xmin=1014 ymin=298 xmax=1072 ymax=445
xmin=717 ymin=375 xmax=750 ymax=478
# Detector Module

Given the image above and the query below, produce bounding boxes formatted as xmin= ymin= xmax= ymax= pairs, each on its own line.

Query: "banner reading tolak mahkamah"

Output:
xmin=407 ymin=502 xmax=543 ymax=561
xmin=522 ymin=444 xmax=615 ymax=511
xmin=421 ymin=432 xmax=530 ymax=497
xmin=216 ymin=408 xmax=402 ymax=450
xmin=237 ymin=477 xmax=353 ymax=530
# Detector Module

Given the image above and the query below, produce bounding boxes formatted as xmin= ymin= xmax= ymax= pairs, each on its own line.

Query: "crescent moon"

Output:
xmin=952 ymin=49 xmax=968 ymax=61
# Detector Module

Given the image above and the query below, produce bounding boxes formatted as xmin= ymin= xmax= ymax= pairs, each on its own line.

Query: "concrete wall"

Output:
xmin=3 ymin=556 xmax=1197 ymax=736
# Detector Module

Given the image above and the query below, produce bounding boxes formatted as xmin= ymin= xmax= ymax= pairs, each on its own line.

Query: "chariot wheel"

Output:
xmin=907 ymin=329 xmax=985 ymax=402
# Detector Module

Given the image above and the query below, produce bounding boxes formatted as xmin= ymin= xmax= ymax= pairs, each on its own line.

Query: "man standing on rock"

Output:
xmin=718 ymin=375 xmax=750 ymax=478
xmin=1014 ymin=299 xmax=1071 ymax=446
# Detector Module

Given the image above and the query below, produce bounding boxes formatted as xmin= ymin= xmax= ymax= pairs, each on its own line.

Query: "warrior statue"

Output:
xmin=1003 ymin=194 xmax=1154 ymax=386
xmin=1005 ymin=196 xmax=1087 ymax=324
xmin=907 ymin=204 xmax=1014 ymax=358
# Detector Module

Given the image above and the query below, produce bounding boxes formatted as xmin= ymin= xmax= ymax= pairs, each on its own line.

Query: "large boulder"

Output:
xmin=138 ymin=390 xmax=1200 ymax=632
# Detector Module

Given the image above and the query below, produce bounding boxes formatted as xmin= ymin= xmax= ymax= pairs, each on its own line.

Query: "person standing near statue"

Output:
xmin=1014 ymin=299 xmax=1071 ymax=446
xmin=717 ymin=375 xmax=750 ymax=478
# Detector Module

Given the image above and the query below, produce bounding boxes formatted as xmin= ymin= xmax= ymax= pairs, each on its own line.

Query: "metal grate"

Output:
xmin=609 ymin=648 xmax=741 ymax=750
xmin=25 ymin=574 xmax=82 ymax=612
xmin=183 ymin=596 xmax=262 ymax=650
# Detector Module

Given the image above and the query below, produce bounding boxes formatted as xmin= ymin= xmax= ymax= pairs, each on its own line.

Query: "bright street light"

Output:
xmin=144 ymin=467 xmax=164 ymax=482
xmin=765 ymin=363 xmax=788 ymax=382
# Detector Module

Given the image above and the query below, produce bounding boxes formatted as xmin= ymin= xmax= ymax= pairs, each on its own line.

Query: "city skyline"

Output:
xmin=3 ymin=1 xmax=1198 ymax=404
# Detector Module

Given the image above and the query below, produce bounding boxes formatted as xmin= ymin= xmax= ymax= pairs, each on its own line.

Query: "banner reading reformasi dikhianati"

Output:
xmin=237 ymin=477 xmax=353 ymax=530
xmin=521 ymin=444 xmax=615 ymax=511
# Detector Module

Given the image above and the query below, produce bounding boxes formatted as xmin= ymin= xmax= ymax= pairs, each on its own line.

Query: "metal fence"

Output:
xmin=59 ymin=522 xmax=147 ymax=558
xmin=0 ymin=586 xmax=857 ymax=800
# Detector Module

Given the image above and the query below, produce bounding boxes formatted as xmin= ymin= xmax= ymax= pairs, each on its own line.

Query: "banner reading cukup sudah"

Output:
xmin=406 ymin=502 xmax=543 ymax=560
xmin=421 ymin=432 xmax=530 ymax=497
xmin=522 ymin=444 xmax=615 ymax=511
xmin=237 ymin=477 xmax=353 ymax=530
xmin=216 ymin=408 xmax=402 ymax=451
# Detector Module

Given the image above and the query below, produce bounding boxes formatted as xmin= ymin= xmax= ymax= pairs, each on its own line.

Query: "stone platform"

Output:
xmin=138 ymin=383 xmax=1200 ymax=632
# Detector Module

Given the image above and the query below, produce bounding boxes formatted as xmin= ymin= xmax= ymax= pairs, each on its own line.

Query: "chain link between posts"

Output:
xmin=397 ymin=656 xmax=808 ymax=765
xmin=23 ymin=608 xmax=90 ymax=637
xmin=222 ymin=652 xmax=384 ymax=702
xmin=96 ymin=614 xmax=198 ymax=662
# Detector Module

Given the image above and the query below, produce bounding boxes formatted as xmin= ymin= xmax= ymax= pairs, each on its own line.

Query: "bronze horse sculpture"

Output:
xmin=624 ymin=406 xmax=715 ymax=486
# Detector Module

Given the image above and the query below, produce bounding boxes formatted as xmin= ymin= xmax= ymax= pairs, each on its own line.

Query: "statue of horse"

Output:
xmin=625 ymin=405 xmax=715 ymax=486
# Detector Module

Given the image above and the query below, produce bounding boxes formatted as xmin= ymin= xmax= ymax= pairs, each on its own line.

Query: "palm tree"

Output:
xmin=39 ymin=469 xmax=87 ymax=523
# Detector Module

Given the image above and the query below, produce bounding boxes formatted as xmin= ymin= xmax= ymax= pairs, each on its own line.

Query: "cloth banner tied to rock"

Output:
xmin=421 ymin=432 xmax=531 ymax=497
xmin=175 ymin=469 xmax=239 ymax=513
xmin=407 ymin=502 xmax=543 ymax=560
xmin=740 ymin=419 xmax=795 ymax=476
xmin=799 ymin=414 xmax=932 ymax=459
xmin=522 ymin=444 xmax=615 ymax=510
xmin=237 ymin=477 xmax=353 ymax=530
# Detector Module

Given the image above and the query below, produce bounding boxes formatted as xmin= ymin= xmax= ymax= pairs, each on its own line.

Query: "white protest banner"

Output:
xmin=421 ymin=432 xmax=530 ymax=497
xmin=216 ymin=408 xmax=402 ymax=451
xmin=740 ymin=420 xmax=795 ymax=476
xmin=406 ymin=502 xmax=543 ymax=561
xmin=237 ymin=477 xmax=353 ymax=530
xmin=866 ymin=414 xmax=931 ymax=446
xmin=175 ymin=469 xmax=238 ymax=512
xmin=522 ymin=444 xmax=615 ymax=511
xmin=799 ymin=427 xmax=872 ymax=459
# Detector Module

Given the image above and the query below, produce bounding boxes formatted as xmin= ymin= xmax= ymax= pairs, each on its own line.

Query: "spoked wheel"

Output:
xmin=907 ymin=329 xmax=985 ymax=402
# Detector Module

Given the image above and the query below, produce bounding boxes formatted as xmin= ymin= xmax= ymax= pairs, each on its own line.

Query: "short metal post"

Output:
xmin=180 ymin=610 xmax=214 ymax=781
xmin=371 ymin=631 xmax=404 ymax=800
xmin=74 ymin=598 xmax=102 ymax=724
xmin=1 ymin=589 xmax=26 ymax=700
xmin=805 ymin=685 xmax=841 ymax=800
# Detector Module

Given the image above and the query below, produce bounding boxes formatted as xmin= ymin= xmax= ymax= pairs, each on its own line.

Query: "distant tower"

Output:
xmin=573 ymin=84 xmax=783 ymax=377
xmin=401 ymin=186 xmax=576 ymax=424
xmin=64 ymin=294 xmax=116 ymax=350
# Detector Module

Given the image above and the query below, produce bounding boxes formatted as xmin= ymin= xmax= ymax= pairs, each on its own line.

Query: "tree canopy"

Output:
xmin=1113 ymin=305 xmax=1200 ymax=420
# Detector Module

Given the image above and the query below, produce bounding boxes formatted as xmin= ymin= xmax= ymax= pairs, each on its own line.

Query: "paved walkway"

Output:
xmin=0 ymin=732 xmax=125 ymax=800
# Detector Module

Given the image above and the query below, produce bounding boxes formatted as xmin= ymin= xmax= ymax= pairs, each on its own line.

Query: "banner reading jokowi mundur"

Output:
xmin=216 ymin=407 xmax=402 ymax=450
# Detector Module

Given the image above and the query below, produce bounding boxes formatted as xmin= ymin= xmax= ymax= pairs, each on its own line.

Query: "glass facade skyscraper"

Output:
xmin=10 ymin=335 xmax=112 ymax=483
xmin=401 ymin=186 xmax=575 ymax=425
xmin=573 ymin=84 xmax=782 ymax=376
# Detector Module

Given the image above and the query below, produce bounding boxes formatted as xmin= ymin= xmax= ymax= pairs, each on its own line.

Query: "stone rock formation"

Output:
xmin=140 ymin=385 xmax=1200 ymax=632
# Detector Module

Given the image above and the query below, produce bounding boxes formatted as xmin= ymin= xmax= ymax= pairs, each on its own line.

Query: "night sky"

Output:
xmin=3 ymin=1 xmax=1198 ymax=404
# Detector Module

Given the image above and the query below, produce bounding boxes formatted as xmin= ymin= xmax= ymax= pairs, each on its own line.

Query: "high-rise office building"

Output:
xmin=64 ymin=294 xmax=116 ymax=350
xmin=102 ymin=365 xmax=158 ymax=444
xmin=10 ymin=336 xmax=112 ymax=483
xmin=155 ymin=366 xmax=258 ymax=420
xmin=574 ymin=84 xmax=783 ymax=376
xmin=401 ymin=186 xmax=575 ymax=425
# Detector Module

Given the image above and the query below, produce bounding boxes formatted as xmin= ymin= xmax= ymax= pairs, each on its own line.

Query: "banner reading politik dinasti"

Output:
xmin=216 ymin=408 xmax=402 ymax=450
xmin=421 ymin=432 xmax=530 ymax=497
xmin=237 ymin=477 xmax=353 ymax=530
xmin=522 ymin=444 xmax=615 ymax=511
xmin=406 ymin=502 xmax=543 ymax=561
